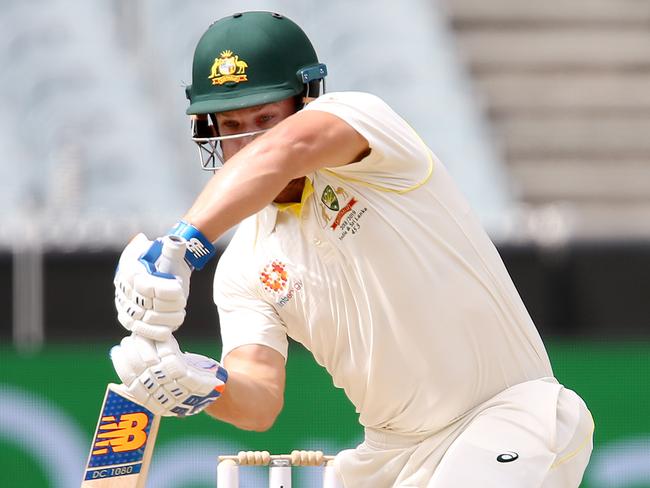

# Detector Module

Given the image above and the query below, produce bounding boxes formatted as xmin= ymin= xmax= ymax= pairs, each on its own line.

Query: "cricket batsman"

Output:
xmin=109 ymin=11 xmax=594 ymax=486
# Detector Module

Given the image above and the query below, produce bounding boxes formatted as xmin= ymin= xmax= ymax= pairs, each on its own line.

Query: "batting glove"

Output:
xmin=114 ymin=222 xmax=216 ymax=341
xmin=114 ymin=234 xmax=190 ymax=341
xmin=110 ymin=334 xmax=228 ymax=417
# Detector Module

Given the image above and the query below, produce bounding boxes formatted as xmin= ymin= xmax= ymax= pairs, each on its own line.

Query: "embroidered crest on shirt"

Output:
xmin=321 ymin=185 xmax=340 ymax=211
xmin=318 ymin=185 xmax=367 ymax=240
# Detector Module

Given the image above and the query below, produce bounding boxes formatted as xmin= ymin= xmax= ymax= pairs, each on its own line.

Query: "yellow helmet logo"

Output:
xmin=208 ymin=50 xmax=248 ymax=85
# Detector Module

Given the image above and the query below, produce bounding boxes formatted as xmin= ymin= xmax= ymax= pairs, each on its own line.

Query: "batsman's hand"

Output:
xmin=110 ymin=334 xmax=228 ymax=417
xmin=114 ymin=234 xmax=191 ymax=341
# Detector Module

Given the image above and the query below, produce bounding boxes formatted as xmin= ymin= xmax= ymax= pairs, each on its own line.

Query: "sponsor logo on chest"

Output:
xmin=259 ymin=260 xmax=303 ymax=307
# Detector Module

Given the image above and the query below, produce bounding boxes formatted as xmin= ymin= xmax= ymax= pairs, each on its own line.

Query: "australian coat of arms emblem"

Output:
xmin=209 ymin=50 xmax=248 ymax=85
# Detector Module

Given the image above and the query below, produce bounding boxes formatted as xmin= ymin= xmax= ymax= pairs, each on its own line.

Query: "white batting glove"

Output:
xmin=110 ymin=334 xmax=228 ymax=417
xmin=114 ymin=234 xmax=192 ymax=341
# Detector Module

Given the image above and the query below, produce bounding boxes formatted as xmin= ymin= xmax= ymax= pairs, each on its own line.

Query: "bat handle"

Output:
xmin=157 ymin=235 xmax=187 ymax=275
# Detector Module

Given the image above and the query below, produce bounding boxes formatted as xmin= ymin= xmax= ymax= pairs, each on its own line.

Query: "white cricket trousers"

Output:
xmin=335 ymin=377 xmax=594 ymax=487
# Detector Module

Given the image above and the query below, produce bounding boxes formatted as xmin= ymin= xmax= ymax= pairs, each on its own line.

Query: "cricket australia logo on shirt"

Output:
xmin=318 ymin=185 xmax=368 ymax=240
xmin=259 ymin=260 xmax=303 ymax=307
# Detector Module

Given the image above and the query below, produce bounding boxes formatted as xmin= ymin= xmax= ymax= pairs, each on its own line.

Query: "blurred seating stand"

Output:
xmin=444 ymin=0 xmax=650 ymax=240
xmin=1 ymin=0 xmax=517 ymax=250
xmin=0 ymin=0 xmax=204 ymax=251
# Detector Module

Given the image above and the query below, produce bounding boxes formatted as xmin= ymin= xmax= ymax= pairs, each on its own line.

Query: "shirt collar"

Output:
xmin=274 ymin=177 xmax=314 ymax=218
xmin=257 ymin=177 xmax=314 ymax=237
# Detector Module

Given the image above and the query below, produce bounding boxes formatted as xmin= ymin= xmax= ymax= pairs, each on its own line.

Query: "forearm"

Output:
xmin=182 ymin=110 xmax=369 ymax=242
xmin=204 ymin=344 xmax=286 ymax=431
xmin=204 ymin=368 xmax=283 ymax=431
xmin=183 ymin=135 xmax=302 ymax=242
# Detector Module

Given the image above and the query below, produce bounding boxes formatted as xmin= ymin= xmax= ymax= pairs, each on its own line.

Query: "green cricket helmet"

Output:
xmin=185 ymin=11 xmax=327 ymax=170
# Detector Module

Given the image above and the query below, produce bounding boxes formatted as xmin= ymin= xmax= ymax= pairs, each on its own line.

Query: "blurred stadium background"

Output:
xmin=1 ymin=0 xmax=649 ymax=486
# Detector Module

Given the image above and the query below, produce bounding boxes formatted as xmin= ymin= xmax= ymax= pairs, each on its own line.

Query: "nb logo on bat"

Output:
xmin=92 ymin=412 xmax=150 ymax=456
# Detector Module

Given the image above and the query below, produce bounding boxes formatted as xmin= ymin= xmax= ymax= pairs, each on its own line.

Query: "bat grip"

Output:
xmin=157 ymin=235 xmax=187 ymax=275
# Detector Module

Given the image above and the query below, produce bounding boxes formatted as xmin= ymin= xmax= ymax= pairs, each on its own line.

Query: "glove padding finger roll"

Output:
xmin=114 ymin=234 xmax=191 ymax=340
xmin=110 ymin=334 xmax=160 ymax=385
xmin=111 ymin=334 xmax=227 ymax=417
xmin=132 ymin=273 xmax=187 ymax=302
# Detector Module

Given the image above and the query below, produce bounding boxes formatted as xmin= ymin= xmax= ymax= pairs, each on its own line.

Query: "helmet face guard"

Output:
xmin=191 ymin=115 xmax=270 ymax=171
xmin=185 ymin=11 xmax=327 ymax=170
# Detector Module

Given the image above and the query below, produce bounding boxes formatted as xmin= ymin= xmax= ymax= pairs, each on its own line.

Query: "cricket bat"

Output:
xmin=81 ymin=384 xmax=160 ymax=487
xmin=82 ymin=236 xmax=187 ymax=487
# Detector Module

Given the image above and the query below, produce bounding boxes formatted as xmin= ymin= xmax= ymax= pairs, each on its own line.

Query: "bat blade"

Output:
xmin=81 ymin=384 xmax=160 ymax=487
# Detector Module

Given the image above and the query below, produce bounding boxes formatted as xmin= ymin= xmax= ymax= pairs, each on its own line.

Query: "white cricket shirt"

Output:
xmin=214 ymin=92 xmax=553 ymax=434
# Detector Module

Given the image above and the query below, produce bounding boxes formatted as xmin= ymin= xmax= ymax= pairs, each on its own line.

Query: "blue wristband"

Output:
xmin=168 ymin=221 xmax=216 ymax=270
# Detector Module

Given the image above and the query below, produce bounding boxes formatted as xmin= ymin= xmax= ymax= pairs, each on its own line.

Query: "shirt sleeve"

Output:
xmin=303 ymin=91 xmax=433 ymax=192
xmin=213 ymin=226 xmax=289 ymax=362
